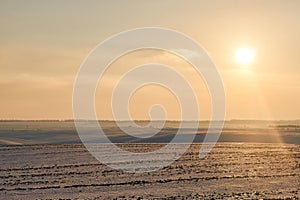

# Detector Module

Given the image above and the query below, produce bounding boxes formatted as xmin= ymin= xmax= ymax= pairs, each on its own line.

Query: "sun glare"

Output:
xmin=235 ymin=48 xmax=254 ymax=65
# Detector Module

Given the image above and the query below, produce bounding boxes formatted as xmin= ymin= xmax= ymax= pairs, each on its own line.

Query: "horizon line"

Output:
xmin=0 ymin=119 xmax=299 ymax=122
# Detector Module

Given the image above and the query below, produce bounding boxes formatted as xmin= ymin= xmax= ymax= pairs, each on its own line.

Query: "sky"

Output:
xmin=0 ymin=0 xmax=299 ymax=120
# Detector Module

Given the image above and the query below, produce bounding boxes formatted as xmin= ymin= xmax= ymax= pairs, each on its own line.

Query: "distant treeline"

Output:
xmin=0 ymin=119 xmax=300 ymax=122
xmin=0 ymin=119 xmax=299 ymax=123
xmin=274 ymin=125 xmax=300 ymax=128
xmin=0 ymin=120 xmax=74 ymax=122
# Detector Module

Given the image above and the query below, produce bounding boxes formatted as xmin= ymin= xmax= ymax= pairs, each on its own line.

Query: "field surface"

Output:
xmin=0 ymin=143 xmax=299 ymax=199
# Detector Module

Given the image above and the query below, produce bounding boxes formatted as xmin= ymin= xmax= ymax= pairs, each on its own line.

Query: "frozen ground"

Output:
xmin=0 ymin=143 xmax=299 ymax=199
xmin=0 ymin=121 xmax=299 ymax=145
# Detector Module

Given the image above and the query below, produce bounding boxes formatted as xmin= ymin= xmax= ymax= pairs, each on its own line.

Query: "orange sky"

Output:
xmin=0 ymin=1 xmax=299 ymax=120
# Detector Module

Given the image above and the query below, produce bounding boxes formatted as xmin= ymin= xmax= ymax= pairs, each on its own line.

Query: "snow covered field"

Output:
xmin=0 ymin=143 xmax=299 ymax=199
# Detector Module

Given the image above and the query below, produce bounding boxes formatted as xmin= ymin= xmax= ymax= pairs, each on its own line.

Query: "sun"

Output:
xmin=235 ymin=48 xmax=254 ymax=65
